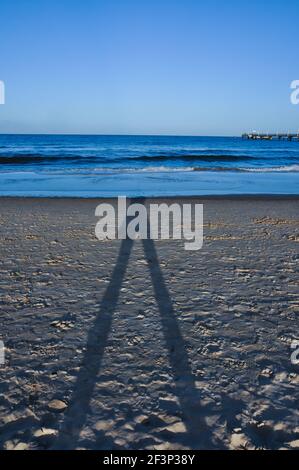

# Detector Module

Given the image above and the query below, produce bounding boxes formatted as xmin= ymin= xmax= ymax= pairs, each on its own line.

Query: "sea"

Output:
xmin=0 ymin=134 xmax=298 ymax=196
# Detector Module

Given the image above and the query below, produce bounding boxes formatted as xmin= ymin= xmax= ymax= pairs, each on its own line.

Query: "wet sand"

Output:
xmin=0 ymin=196 xmax=299 ymax=450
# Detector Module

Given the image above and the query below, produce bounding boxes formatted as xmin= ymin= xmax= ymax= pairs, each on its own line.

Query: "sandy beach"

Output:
xmin=0 ymin=196 xmax=299 ymax=450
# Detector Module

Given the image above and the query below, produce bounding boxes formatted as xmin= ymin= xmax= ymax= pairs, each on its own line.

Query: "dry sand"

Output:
xmin=0 ymin=196 xmax=299 ymax=450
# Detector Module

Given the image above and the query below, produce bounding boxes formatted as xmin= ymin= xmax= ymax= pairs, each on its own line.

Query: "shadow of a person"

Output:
xmin=53 ymin=200 xmax=221 ymax=449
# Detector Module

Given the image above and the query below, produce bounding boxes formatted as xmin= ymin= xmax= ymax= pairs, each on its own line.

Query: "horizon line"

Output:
xmin=0 ymin=132 xmax=240 ymax=138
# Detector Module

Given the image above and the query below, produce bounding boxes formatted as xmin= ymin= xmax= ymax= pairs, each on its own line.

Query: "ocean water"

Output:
xmin=0 ymin=134 xmax=298 ymax=196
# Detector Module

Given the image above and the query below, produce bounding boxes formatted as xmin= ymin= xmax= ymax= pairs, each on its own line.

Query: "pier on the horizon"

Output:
xmin=242 ymin=132 xmax=299 ymax=141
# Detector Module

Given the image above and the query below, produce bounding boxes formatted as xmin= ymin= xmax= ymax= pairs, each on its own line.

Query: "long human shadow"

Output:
xmin=142 ymin=235 xmax=219 ymax=449
xmin=53 ymin=200 xmax=221 ymax=449
xmin=53 ymin=235 xmax=134 ymax=449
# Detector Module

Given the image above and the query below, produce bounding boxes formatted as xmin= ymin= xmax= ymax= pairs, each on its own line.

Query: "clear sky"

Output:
xmin=0 ymin=0 xmax=298 ymax=135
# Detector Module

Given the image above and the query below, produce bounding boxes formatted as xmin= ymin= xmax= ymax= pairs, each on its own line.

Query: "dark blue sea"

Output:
xmin=0 ymin=134 xmax=298 ymax=196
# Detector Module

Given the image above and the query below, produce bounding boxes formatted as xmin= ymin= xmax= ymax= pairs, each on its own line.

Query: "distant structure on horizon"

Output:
xmin=242 ymin=132 xmax=299 ymax=141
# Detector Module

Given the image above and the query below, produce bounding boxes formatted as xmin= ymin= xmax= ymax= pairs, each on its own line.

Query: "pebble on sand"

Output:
xmin=47 ymin=399 xmax=68 ymax=413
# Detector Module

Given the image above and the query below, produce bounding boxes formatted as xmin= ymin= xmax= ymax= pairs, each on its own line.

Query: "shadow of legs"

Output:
xmin=53 ymin=197 xmax=220 ymax=449
xmin=142 ymin=237 xmax=219 ymax=449
xmin=53 ymin=237 xmax=134 ymax=449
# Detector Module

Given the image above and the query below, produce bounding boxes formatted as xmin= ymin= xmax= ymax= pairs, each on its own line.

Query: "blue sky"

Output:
xmin=0 ymin=0 xmax=298 ymax=135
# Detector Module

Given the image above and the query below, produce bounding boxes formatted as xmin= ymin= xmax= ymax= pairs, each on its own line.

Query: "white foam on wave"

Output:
xmin=247 ymin=165 xmax=299 ymax=172
xmin=92 ymin=166 xmax=195 ymax=173
xmin=1 ymin=164 xmax=299 ymax=175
